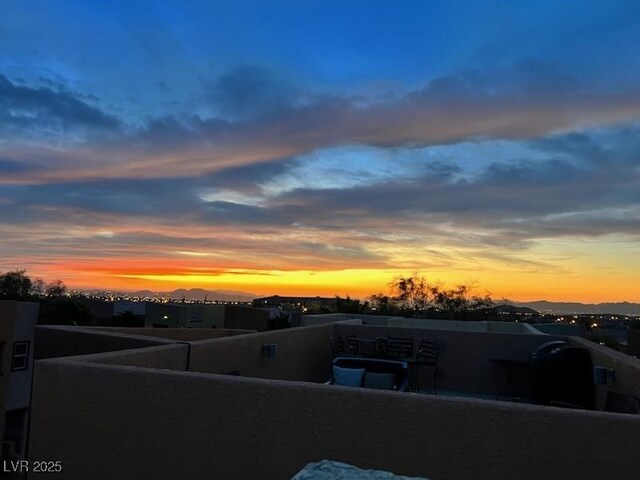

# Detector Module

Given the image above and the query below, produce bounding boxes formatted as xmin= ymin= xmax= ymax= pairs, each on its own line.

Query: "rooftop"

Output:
xmin=29 ymin=318 xmax=640 ymax=480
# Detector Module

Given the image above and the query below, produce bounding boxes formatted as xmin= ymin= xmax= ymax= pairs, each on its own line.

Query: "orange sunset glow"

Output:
xmin=10 ymin=230 xmax=640 ymax=303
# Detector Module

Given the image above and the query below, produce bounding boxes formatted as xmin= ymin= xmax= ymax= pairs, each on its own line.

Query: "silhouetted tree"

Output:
xmin=0 ymin=270 xmax=95 ymax=325
xmin=0 ymin=270 xmax=37 ymax=300
xmin=432 ymin=283 xmax=493 ymax=319
xmin=368 ymin=293 xmax=400 ymax=316
xmin=369 ymin=273 xmax=495 ymax=320
xmin=335 ymin=295 xmax=367 ymax=314
xmin=388 ymin=273 xmax=431 ymax=312
xmin=45 ymin=280 xmax=67 ymax=297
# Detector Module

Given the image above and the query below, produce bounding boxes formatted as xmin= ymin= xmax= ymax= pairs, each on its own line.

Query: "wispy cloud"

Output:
xmin=3 ymin=61 xmax=640 ymax=184
xmin=0 ymin=74 xmax=119 ymax=142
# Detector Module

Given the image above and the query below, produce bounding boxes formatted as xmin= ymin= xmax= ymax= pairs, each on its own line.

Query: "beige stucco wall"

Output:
xmin=189 ymin=323 xmax=334 ymax=382
xmin=65 ymin=344 xmax=189 ymax=370
xmin=29 ymin=358 xmax=640 ymax=480
xmin=34 ymin=325 xmax=171 ymax=359
xmin=91 ymin=327 xmax=251 ymax=342
xmin=569 ymin=336 xmax=640 ymax=409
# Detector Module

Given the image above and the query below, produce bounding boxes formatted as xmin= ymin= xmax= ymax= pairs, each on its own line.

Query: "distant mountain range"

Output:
xmin=511 ymin=300 xmax=640 ymax=316
xmin=80 ymin=287 xmax=640 ymax=314
xmin=128 ymin=288 xmax=258 ymax=302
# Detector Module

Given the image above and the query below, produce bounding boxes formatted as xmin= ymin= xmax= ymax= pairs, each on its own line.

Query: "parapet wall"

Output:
xmin=90 ymin=327 xmax=252 ymax=341
xmin=189 ymin=323 xmax=334 ymax=382
xmin=30 ymin=356 xmax=640 ymax=480
xmin=569 ymin=336 xmax=640 ymax=408
xmin=34 ymin=325 xmax=171 ymax=359
xmin=64 ymin=343 xmax=189 ymax=371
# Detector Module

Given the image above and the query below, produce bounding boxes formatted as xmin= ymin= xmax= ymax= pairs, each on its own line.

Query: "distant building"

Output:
xmin=73 ymin=299 xmax=270 ymax=331
xmin=145 ymin=303 xmax=270 ymax=330
xmin=74 ymin=297 xmax=115 ymax=323
xmin=252 ymin=295 xmax=337 ymax=313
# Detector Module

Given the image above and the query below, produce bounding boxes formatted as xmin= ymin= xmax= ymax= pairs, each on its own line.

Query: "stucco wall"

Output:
xmin=34 ymin=325 xmax=170 ymax=359
xmin=91 ymin=327 xmax=251 ymax=341
xmin=189 ymin=323 xmax=334 ymax=382
xmin=65 ymin=344 xmax=189 ymax=370
xmin=335 ymin=324 xmax=566 ymax=395
xmin=301 ymin=314 xmax=402 ymax=327
xmin=29 ymin=359 xmax=640 ymax=480
xmin=533 ymin=323 xmax=584 ymax=336
xmin=379 ymin=318 xmax=542 ymax=334
xmin=569 ymin=336 xmax=640 ymax=408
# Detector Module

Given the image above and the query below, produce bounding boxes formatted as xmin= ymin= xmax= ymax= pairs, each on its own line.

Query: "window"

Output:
xmin=11 ymin=341 xmax=29 ymax=371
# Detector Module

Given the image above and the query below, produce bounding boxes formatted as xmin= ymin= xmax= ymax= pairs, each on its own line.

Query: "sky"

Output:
xmin=1 ymin=0 xmax=640 ymax=302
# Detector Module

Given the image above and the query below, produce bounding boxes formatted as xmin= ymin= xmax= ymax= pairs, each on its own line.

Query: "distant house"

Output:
xmin=145 ymin=303 xmax=270 ymax=330
xmin=252 ymin=295 xmax=337 ymax=313
xmin=72 ymin=299 xmax=270 ymax=331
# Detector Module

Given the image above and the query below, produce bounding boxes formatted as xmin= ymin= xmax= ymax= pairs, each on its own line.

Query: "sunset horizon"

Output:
xmin=6 ymin=265 xmax=639 ymax=305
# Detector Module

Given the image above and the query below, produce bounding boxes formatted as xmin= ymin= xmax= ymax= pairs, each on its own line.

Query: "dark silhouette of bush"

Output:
xmin=335 ymin=295 xmax=369 ymax=314
xmin=0 ymin=270 xmax=38 ymax=300
xmin=369 ymin=273 xmax=495 ymax=320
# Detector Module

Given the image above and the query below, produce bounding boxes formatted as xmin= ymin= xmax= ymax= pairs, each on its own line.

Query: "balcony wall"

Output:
xmin=63 ymin=343 xmax=189 ymax=370
xmin=90 ymin=327 xmax=252 ymax=342
xmin=569 ymin=336 xmax=640 ymax=409
xmin=30 ymin=355 xmax=640 ymax=480
xmin=189 ymin=323 xmax=335 ymax=383
xmin=34 ymin=325 xmax=172 ymax=360
xmin=376 ymin=317 xmax=543 ymax=334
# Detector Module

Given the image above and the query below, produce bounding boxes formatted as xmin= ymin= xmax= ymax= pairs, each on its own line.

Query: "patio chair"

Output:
xmin=381 ymin=335 xmax=414 ymax=360
xmin=329 ymin=335 xmax=347 ymax=356
xmin=346 ymin=335 xmax=384 ymax=357
xmin=415 ymin=339 xmax=441 ymax=394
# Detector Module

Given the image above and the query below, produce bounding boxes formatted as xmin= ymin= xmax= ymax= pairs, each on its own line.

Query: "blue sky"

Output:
xmin=1 ymin=1 xmax=640 ymax=300
xmin=5 ymin=0 xmax=639 ymax=122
